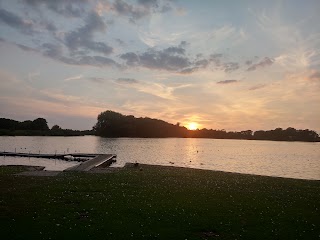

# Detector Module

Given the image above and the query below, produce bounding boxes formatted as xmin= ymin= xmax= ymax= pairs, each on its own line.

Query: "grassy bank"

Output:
xmin=0 ymin=165 xmax=319 ymax=239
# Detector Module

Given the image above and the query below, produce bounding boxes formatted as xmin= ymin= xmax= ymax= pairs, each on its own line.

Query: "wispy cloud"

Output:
xmin=64 ymin=75 xmax=83 ymax=81
xmin=247 ymin=57 xmax=274 ymax=71
xmin=217 ymin=80 xmax=239 ymax=84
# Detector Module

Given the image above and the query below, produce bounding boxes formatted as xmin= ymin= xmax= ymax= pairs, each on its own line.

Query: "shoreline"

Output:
xmin=1 ymin=162 xmax=319 ymax=182
xmin=1 ymin=135 xmax=320 ymax=143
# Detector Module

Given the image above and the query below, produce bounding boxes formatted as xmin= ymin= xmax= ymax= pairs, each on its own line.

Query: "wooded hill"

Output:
xmin=0 ymin=118 xmax=92 ymax=136
xmin=93 ymin=110 xmax=320 ymax=142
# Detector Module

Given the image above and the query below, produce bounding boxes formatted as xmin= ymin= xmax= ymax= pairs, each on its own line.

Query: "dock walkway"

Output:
xmin=0 ymin=152 xmax=98 ymax=160
xmin=65 ymin=154 xmax=116 ymax=172
xmin=1 ymin=152 xmax=117 ymax=172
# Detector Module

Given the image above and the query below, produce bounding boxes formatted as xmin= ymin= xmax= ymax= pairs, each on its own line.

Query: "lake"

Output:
xmin=0 ymin=136 xmax=319 ymax=180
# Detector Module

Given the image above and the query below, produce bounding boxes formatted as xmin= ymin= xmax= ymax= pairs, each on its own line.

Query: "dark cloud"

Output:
xmin=195 ymin=59 xmax=209 ymax=68
xmin=248 ymin=84 xmax=266 ymax=91
xmin=247 ymin=57 xmax=274 ymax=71
xmin=180 ymin=41 xmax=188 ymax=47
xmin=208 ymin=53 xmax=223 ymax=66
xmin=42 ymin=43 xmax=63 ymax=58
xmin=139 ymin=49 xmax=190 ymax=71
xmin=64 ymin=11 xmax=113 ymax=55
xmin=0 ymin=8 xmax=35 ymax=35
xmin=223 ymin=62 xmax=239 ymax=73
xmin=217 ymin=80 xmax=239 ymax=84
xmin=112 ymin=0 xmax=149 ymax=21
xmin=67 ymin=55 xmax=119 ymax=67
xmin=120 ymin=52 xmax=140 ymax=66
xmin=41 ymin=43 xmax=119 ymax=68
xmin=16 ymin=43 xmax=38 ymax=52
xmin=120 ymin=47 xmax=190 ymax=71
xmin=309 ymin=71 xmax=320 ymax=81
xmin=116 ymin=78 xmax=139 ymax=84
xmin=245 ymin=60 xmax=252 ymax=65
xmin=137 ymin=0 xmax=159 ymax=8
xmin=115 ymin=38 xmax=125 ymax=46
xmin=179 ymin=67 xmax=199 ymax=74
xmin=120 ymin=43 xmax=239 ymax=73
xmin=24 ymin=0 xmax=88 ymax=18
xmin=163 ymin=46 xmax=185 ymax=55
xmin=111 ymin=0 xmax=173 ymax=22
xmin=0 ymin=37 xmax=38 ymax=52
xmin=87 ymin=77 xmax=105 ymax=83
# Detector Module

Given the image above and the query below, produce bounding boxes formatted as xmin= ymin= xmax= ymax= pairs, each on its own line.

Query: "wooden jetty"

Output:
xmin=64 ymin=154 xmax=116 ymax=172
xmin=0 ymin=152 xmax=99 ymax=161
xmin=0 ymin=151 xmax=117 ymax=172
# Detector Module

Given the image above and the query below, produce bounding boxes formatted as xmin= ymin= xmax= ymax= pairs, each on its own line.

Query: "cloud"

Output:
xmin=115 ymin=77 xmax=191 ymax=100
xmin=222 ymin=62 xmax=239 ymax=73
xmin=309 ymin=71 xmax=320 ymax=81
xmin=42 ymin=43 xmax=63 ymax=58
xmin=163 ymin=46 xmax=185 ymax=55
xmin=64 ymin=11 xmax=113 ymax=55
xmin=120 ymin=43 xmax=241 ymax=73
xmin=248 ymin=84 xmax=267 ymax=91
xmin=179 ymin=67 xmax=199 ymax=74
xmin=247 ymin=57 xmax=274 ymax=71
xmin=109 ymin=0 xmax=174 ymax=22
xmin=115 ymin=38 xmax=125 ymax=46
xmin=120 ymin=46 xmax=191 ymax=71
xmin=23 ymin=0 xmax=88 ymax=18
xmin=111 ymin=0 xmax=150 ymax=21
xmin=64 ymin=75 xmax=83 ymax=81
xmin=41 ymin=42 xmax=119 ymax=67
xmin=87 ymin=77 xmax=105 ymax=83
xmin=217 ymin=80 xmax=239 ymax=84
xmin=63 ymin=55 xmax=119 ymax=67
xmin=0 ymin=8 xmax=35 ymax=35
xmin=116 ymin=78 xmax=139 ymax=84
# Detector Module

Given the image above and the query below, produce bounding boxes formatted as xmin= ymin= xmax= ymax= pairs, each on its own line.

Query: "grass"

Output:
xmin=0 ymin=165 xmax=319 ymax=240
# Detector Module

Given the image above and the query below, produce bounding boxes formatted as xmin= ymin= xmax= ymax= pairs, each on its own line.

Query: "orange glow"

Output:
xmin=188 ymin=122 xmax=198 ymax=130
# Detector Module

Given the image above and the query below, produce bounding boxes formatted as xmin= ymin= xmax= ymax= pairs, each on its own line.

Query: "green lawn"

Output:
xmin=0 ymin=165 xmax=319 ymax=239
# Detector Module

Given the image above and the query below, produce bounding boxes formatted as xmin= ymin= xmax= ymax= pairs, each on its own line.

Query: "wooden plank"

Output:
xmin=0 ymin=152 xmax=100 ymax=159
xmin=64 ymin=154 xmax=116 ymax=172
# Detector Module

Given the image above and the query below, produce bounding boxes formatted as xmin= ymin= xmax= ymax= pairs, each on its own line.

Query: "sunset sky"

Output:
xmin=0 ymin=0 xmax=319 ymax=131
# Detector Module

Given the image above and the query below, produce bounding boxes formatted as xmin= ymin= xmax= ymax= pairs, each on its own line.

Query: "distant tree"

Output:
xmin=19 ymin=120 xmax=32 ymax=130
xmin=31 ymin=118 xmax=49 ymax=131
xmin=51 ymin=125 xmax=62 ymax=131
xmin=0 ymin=118 xmax=19 ymax=130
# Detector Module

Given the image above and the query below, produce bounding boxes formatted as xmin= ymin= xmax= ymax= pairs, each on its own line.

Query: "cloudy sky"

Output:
xmin=0 ymin=0 xmax=319 ymax=132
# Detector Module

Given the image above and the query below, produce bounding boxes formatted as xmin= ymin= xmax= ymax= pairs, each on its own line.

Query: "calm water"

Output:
xmin=0 ymin=136 xmax=319 ymax=180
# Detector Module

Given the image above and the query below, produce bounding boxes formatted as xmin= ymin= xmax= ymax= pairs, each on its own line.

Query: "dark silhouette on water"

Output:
xmin=93 ymin=110 xmax=320 ymax=142
xmin=0 ymin=118 xmax=93 ymax=136
xmin=1 ymin=112 xmax=319 ymax=141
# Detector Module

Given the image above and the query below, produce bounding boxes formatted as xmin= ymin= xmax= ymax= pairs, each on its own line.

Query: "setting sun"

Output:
xmin=188 ymin=122 xmax=198 ymax=130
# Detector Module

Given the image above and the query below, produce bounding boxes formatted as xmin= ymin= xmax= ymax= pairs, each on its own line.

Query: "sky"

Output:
xmin=0 ymin=0 xmax=319 ymax=132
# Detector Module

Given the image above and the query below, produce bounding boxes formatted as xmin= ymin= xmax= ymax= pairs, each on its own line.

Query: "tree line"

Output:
xmin=1 ymin=112 xmax=319 ymax=141
xmin=93 ymin=110 xmax=320 ymax=142
xmin=0 ymin=118 xmax=92 ymax=136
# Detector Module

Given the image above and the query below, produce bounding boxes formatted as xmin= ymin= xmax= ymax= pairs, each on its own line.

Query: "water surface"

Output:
xmin=0 ymin=136 xmax=319 ymax=179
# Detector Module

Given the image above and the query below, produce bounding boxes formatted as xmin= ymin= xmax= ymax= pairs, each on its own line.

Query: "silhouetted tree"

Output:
xmin=31 ymin=118 xmax=49 ymax=131
xmin=93 ymin=110 xmax=320 ymax=142
xmin=51 ymin=125 xmax=62 ymax=131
